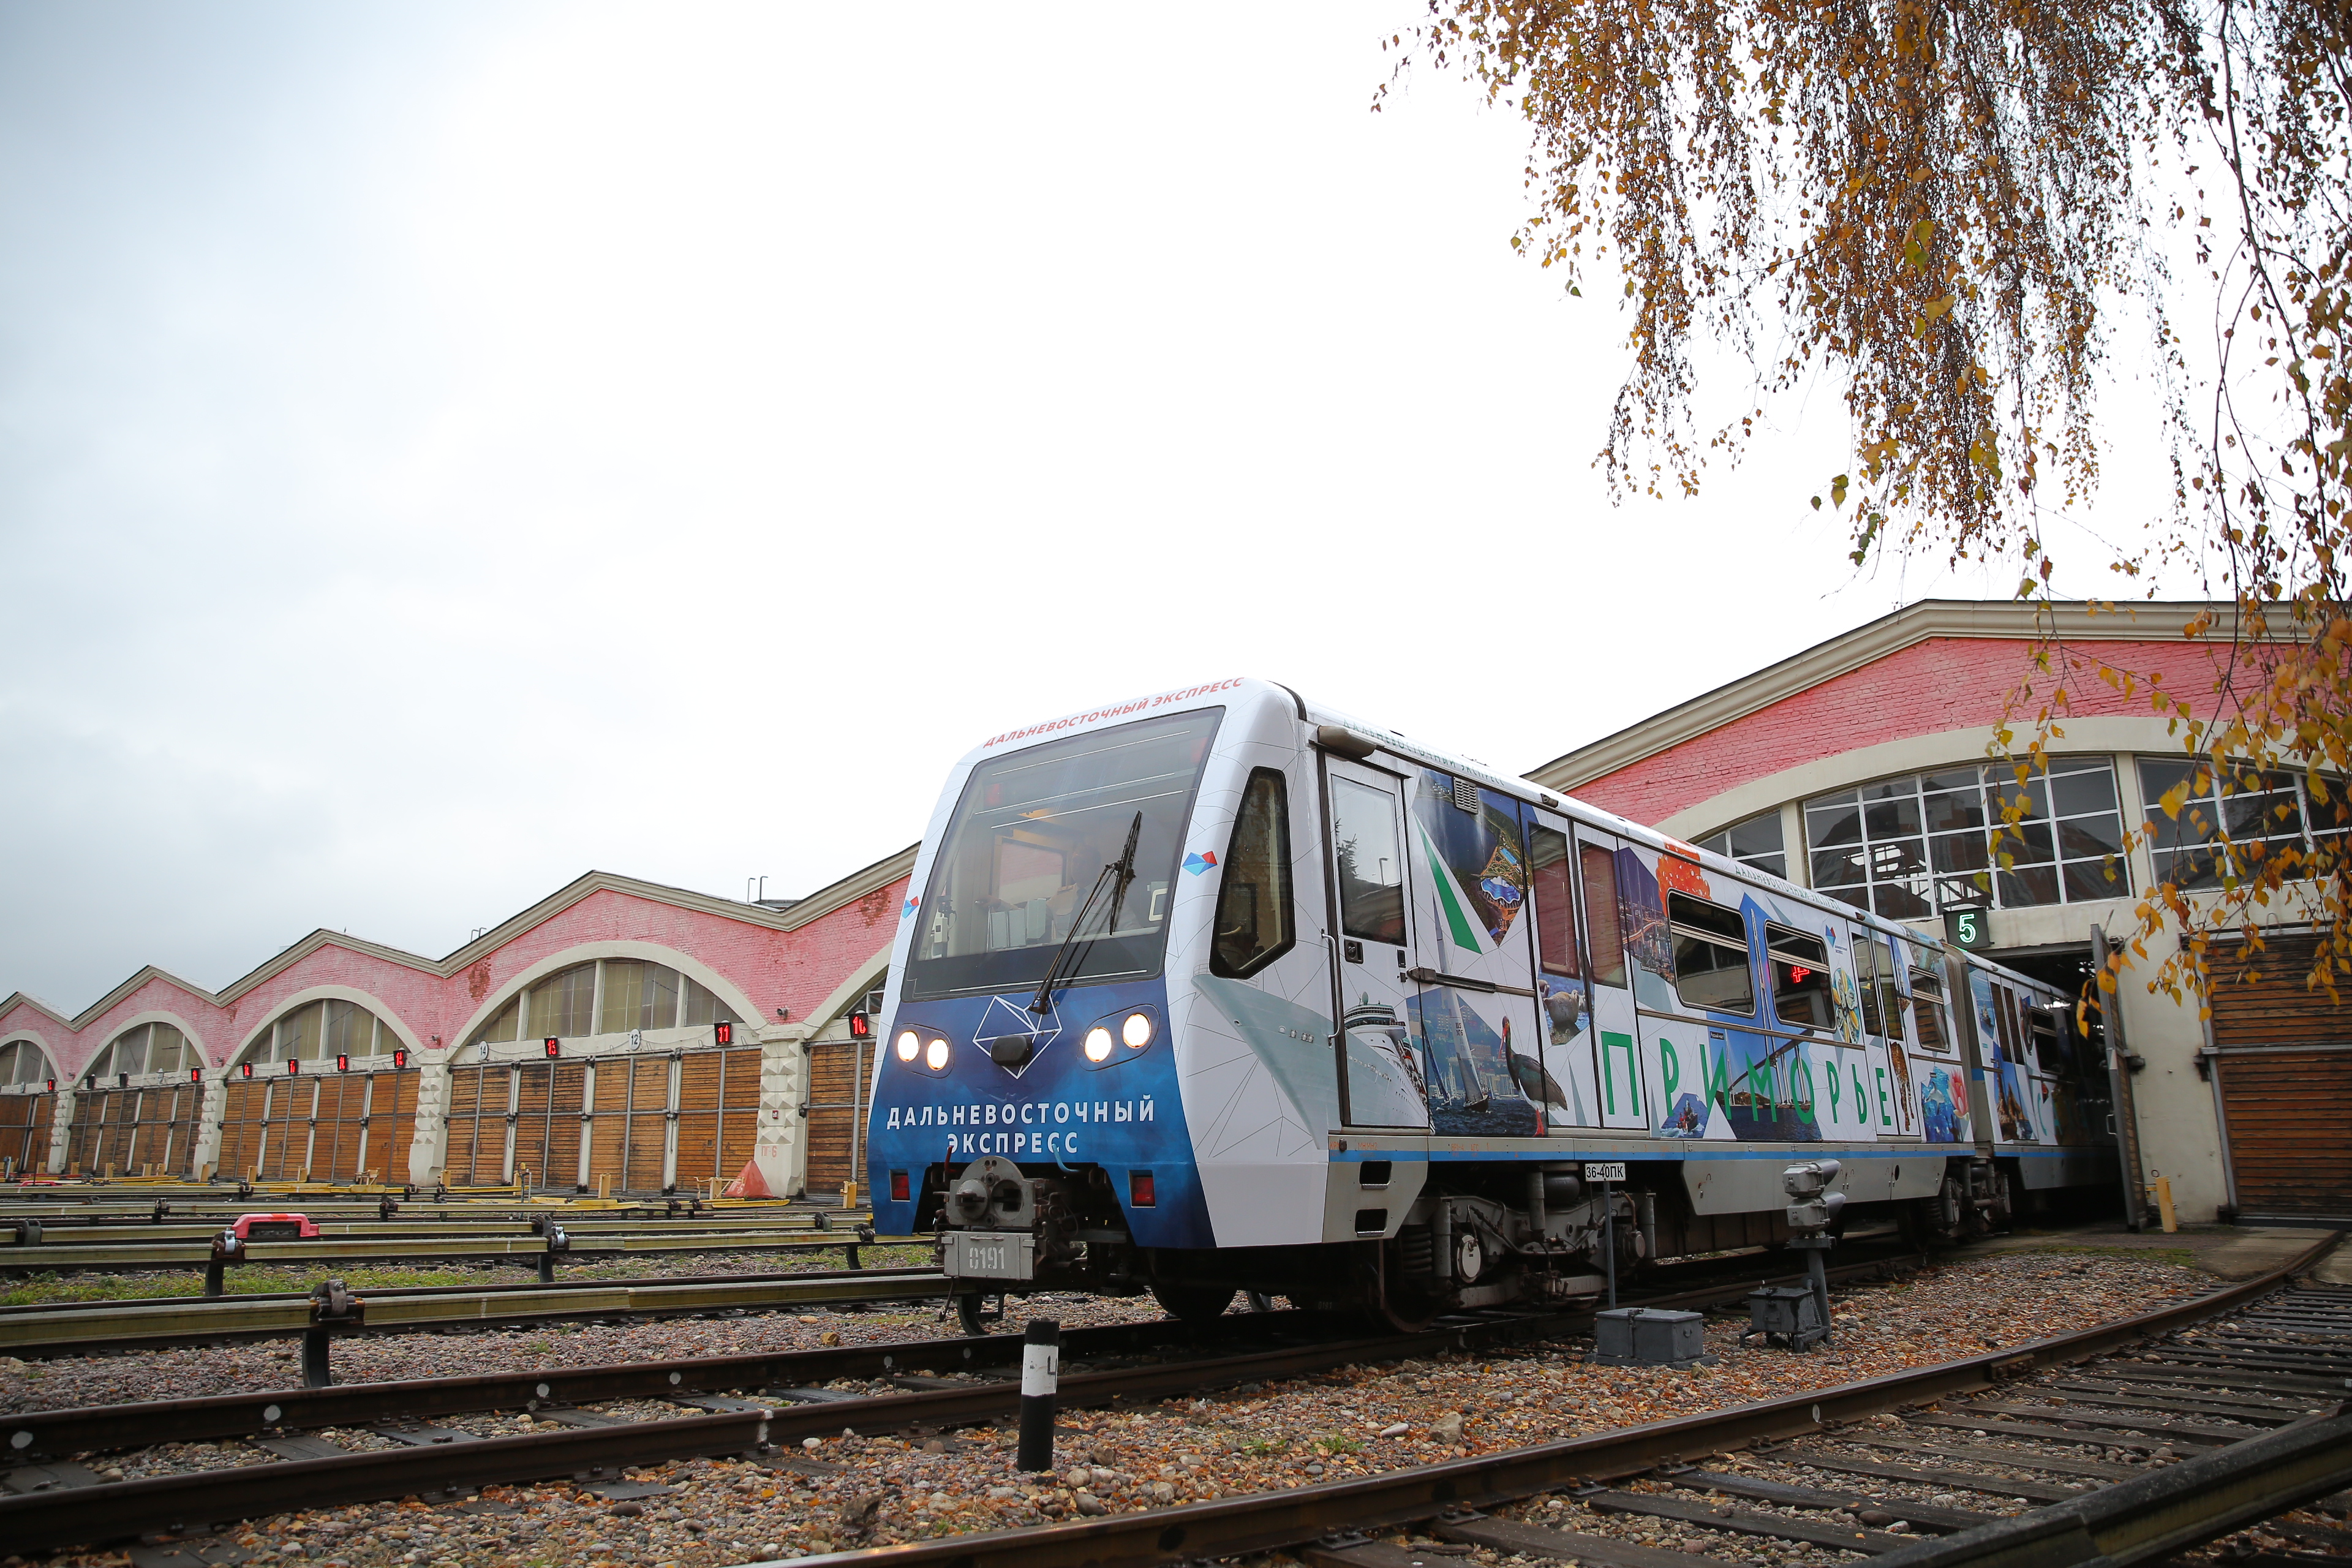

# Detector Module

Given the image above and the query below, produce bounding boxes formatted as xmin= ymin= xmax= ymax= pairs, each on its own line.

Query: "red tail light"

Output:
xmin=890 ymin=1169 xmax=910 ymax=1202
xmin=1129 ymin=1170 xmax=1156 ymax=1208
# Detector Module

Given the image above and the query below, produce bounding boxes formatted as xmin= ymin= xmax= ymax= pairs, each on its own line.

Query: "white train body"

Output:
xmin=866 ymin=679 xmax=2114 ymax=1318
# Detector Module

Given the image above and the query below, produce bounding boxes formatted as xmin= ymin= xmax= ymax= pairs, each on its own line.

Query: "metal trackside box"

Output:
xmin=943 ymin=1231 xmax=1035 ymax=1281
xmin=1594 ymin=1306 xmax=1707 ymax=1366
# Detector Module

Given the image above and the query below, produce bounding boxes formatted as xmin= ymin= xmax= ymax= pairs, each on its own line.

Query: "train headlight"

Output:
xmin=895 ymin=1030 xmax=920 ymax=1063
xmin=924 ymin=1036 xmax=951 ymax=1072
xmin=1121 ymin=1012 xmax=1153 ymax=1049
xmin=1084 ymin=1027 xmax=1114 ymax=1063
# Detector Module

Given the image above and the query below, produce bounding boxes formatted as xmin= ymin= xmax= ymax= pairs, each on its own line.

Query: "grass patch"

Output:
xmin=0 ymin=1262 xmax=533 ymax=1306
xmin=1313 ymin=1434 xmax=1364 ymax=1456
xmin=1240 ymin=1436 xmax=1286 ymax=1457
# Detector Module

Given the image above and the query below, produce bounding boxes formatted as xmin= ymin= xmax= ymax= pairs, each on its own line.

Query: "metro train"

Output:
xmin=865 ymin=678 xmax=2117 ymax=1327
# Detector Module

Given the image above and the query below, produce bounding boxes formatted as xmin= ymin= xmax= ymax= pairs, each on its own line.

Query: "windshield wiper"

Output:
xmin=1029 ymin=811 xmax=1142 ymax=1017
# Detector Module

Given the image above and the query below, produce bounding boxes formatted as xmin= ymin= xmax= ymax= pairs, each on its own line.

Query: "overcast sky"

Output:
xmin=0 ymin=2 xmax=2187 ymax=1014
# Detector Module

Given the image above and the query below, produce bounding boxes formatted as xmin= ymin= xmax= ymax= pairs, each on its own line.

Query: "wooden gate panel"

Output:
xmin=309 ymin=1076 xmax=370 ymax=1182
xmin=2209 ymin=933 xmax=2352 ymax=1219
xmin=129 ymin=1086 xmax=202 ymax=1178
xmin=0 ymin=1093 xmax=53 ymax=1174
xmin=68 ymin=1090 xmax=135 ymax=1175
xmin=217 ymin=1082 xmax=274 ymax=1179
xmin=2217 ymin=1052 xmax=2352 ymax=1218
xmin=802 ymin=1040 xmax=871 ymax=1197
xmin=510 ymin=1062 xmax=587 ymax=1191
xmin=673 ymin=1047 xmax=763 ymax=1193
xmin=442 ymin=1065 xmax=511 ymax=1187
xmin=587 ymin=1057 xmax=673 ymax=1194
xmin=366 ymin=1072 xmax=417 ymax=1185
xmin=260 ymin=1079 xmax=319 ymax=1180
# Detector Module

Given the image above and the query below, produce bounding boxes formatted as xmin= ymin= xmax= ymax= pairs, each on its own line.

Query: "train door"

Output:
xmin=1398 ymin=768 xmax=1544 ymax=1137
xmin=1526 ymin=818 xmax=1602 ymax=1127
xmin=1856 ymin=933 xmax=1920 ymax=1138
xmin=1323 ymin=758 xmax=1431 ymax=1128
xmin=1969 ymin=970 xmax=2038 ymax=1143
xmin=1574 ymin=829 xmax=1647 ymax=1130
xmin=1904 ymin=940 xmax=1971 ymax=1145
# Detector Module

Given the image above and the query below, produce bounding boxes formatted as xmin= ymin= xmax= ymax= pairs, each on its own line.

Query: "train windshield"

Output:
xmin=902 ymin=708 xmax=1223 ymax=1001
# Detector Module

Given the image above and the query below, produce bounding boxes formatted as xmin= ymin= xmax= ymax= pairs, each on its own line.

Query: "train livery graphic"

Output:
xmin=866 ymin=679 xmax=2116 ymax=1325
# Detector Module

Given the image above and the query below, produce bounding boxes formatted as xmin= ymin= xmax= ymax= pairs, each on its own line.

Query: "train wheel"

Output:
xmin=1244 ymin=1290 xmax=1280 ymax=1313
xmin=1364 ymin=1237 xmax=1441 ymax=1333
xmin=1148 ymin=1280 xmax=1238 ymax=1322
xmin=954 ymin=1291 xmax=997 ymax=1336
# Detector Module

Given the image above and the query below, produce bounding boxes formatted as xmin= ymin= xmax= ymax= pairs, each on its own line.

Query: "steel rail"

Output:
xmin=0 ymin=1409 xmax=778 ymax=1553
xmin=0 ymin=1310 xmax=1348 ymax=1456
xmin=0 ymin=1232 xmax=925 ymax=1271
xmin=0 ymin=1273 xmax=1864 ymax=1548
xmin=9 ymin=1262 xmax=1886 ymax=1449
xmin=6 ymin=1218 xmax=882 ymax=1245
xmin=0 ymin=1266 xmax=951 ymax=1355
xmin=756 ymin=1234 xmax=2345 ymax=1568
xmin=1866 ymin=1401 xmax=2352 ymax=1568
xmin=0 ymin=1254 xmax=1929 ymax=1551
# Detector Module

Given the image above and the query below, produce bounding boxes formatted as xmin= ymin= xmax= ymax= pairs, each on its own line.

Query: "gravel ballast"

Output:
xmin=0 ymin=1250 xmax=2225 ymax=1567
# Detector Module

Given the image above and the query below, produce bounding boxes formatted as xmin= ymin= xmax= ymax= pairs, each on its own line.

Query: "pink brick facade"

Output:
xmin=1565 ymin=633 xmax=2230 ymax=828
xmin=0 ymin=861 xmax=912 ymax=1086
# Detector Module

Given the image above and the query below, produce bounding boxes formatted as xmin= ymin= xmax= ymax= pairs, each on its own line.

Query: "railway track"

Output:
xmin=718 ymin=1234 xmax=2339 ymax=1568
xmin=0 ymin=1250 xmax=1931 ymax=1551
xmin=0 ymin=1262 xmax=953 ymax=1359
xmin=0 ymin=1224 xmax=919 ymax=1275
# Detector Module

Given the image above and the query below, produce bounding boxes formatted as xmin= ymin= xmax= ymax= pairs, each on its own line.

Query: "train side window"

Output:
xmin=1766 ymin=925 xmax=1831 ymax=1030
xmin=1992 ymin=984 xmax=2022 ymax=1063
xmin=1529 ymin=826 xmax=1581 ymax=978
xmin=1868 ymin=938 xmax=1904 ymax=1040
xmin=1210 ymin=769 xmax=1295 ymax=979
xmin=1580 ymin=842 xmax=1627 ymax=987
xmin=1332 ymin=776 xmax=1407 ymax=946
xmin=1854 ymin=935 xmax=1884 ymax=1036
xmin=1910 ymin=967 xmax=1952 ymax=1054
xmin=1667 ymin=893 xmax=1755 ymax=1014
xmin=2026 ymin=1006 xmax=2064 ymax=1073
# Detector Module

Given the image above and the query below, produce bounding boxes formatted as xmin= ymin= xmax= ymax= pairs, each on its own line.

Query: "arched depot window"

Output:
xmin=469 ymin=959 xmax=739 ymax=1047
xmin=244 ymin=1000 xmax=398 ymax=1065
xmin=85 ymin=1023 xmax=194 ymax=1082
xmin=1 ymin=1040 xmax=53 ymax=1085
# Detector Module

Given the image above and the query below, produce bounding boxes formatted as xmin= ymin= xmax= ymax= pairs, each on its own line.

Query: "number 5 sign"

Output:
xmin=1943 ymin=906 xmax=1989 ymax=950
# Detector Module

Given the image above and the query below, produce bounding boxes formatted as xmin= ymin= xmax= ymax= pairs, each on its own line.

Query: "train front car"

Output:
xmin=865 ymin=680 xmax=1295 ymax=1321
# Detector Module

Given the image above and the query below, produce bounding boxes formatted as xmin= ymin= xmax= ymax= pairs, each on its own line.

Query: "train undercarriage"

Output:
xmin=921 ymin=1152 xmax=2037 ymax=1332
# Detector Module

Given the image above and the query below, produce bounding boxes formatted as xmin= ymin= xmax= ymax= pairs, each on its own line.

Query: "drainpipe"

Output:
xmin=2090 ymin=925 xmax=2150 ymax=1231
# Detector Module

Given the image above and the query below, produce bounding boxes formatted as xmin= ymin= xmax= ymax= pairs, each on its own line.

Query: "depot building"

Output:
xmin=0 ymin=851 xmax=914 ymax=1201
xmin=1529 ymin=598 xmax=2351 ymax=1229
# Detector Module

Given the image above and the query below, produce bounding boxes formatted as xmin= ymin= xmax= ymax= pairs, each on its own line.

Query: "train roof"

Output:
xmin=943 ymin=676 xmax=2065 ymax=1001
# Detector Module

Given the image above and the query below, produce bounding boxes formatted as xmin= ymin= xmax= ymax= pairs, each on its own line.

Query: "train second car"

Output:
xmin=865 ymin=679 xmax=2116 ymax=1325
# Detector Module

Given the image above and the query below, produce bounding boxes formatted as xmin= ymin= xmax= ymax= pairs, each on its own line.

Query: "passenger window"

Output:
xmin=1529 ymin=827 xmax=1580 ymax=978
xmin=1766 ymin=925 xmax=1831 ymax=1030
xmin=1870 ymin=939 xmax=1903 ymax=1041
xmin=1992 ymin=985 xmax=2022 ymax=1063
xmin=1855 ymin=935 xmax=1883 ymax=1036
xmin=1210 ymin=769 xmax=1295 ymax=979
xmin=1332 ymin=776 xmax=1406 ymax=946
xmin=1910 ymin=967 xmax=1952 ymax=1054
xmin=2027 ymin=1007 xmax=2064 ymax=1073
xmin=1580 ymin=842 xmax=1627 ymax=987
xmin=1667 ymin=894 xmax=1755 ymax=1014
